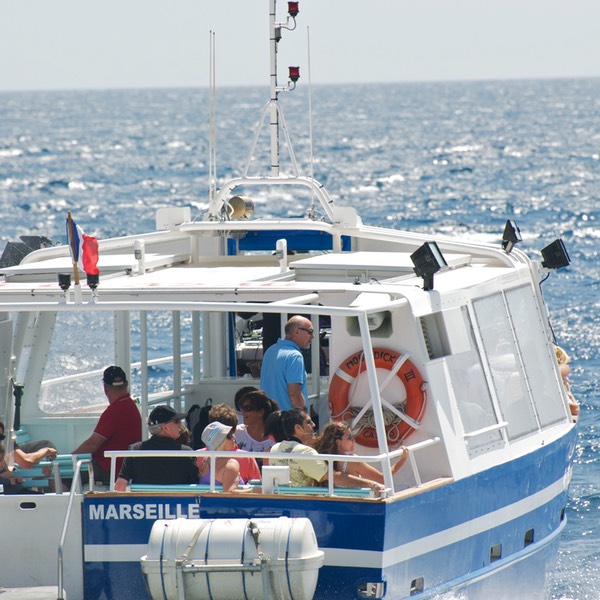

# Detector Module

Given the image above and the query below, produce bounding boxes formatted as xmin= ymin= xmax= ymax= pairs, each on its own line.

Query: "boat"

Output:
xmin=0 ymin=1 xmax=577 ymax=599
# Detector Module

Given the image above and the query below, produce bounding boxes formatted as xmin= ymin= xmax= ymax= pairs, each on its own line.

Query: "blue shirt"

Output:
xmin=260 ymin=338 xmax=307 ymax=410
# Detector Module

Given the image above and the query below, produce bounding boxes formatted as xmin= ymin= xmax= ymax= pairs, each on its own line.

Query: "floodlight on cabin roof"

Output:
xmin=58 ymin=273 xmax=71 ymax=291
xmin=541 ymin=239 xmax=571 ymax=270
xmin=410 ymin=241 xmax=448 ymax=291
xmin=502 ymin=220 xmax=522 ymax=254
xmin=86 ymin=273 xmax=100 ymax=291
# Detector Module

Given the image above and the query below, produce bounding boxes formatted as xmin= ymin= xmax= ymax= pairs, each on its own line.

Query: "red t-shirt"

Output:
xmin=93 ymin=395 xmax=142 ymax=477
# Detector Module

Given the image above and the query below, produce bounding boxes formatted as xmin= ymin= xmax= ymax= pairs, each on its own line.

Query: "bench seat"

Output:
xmin=128 ymin=482 xmax=373 ymax=498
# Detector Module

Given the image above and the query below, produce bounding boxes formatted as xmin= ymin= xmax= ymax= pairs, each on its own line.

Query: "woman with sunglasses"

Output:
xmin=234 ymin=389 xmax=280 ymax=458
xmin=313 ymin=421 xmax=409 ymax=485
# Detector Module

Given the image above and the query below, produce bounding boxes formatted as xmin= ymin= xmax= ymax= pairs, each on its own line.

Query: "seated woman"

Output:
xmin=270 ymin=409 xmax=384 ymax=493
xmin=555 ymin=345 xmax=580 ymax=419
xmin=234 ymin=389 xmax=280 ymax=459
xmin=198 ymin=421 xmax=247 ymax=492
xmin=313 ymin=421 xmax=409 ymax=485
xmin=206 ymin=404 xmax=261 ymax=481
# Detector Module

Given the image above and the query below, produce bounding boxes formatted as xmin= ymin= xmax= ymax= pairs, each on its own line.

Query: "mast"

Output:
xmin=269 ymin=0 xmax=279 ymax=176
xmin=269 ymin=0 xmax=299 ymax=177
xmin=208 ymin=1 xmax=301 ymax=219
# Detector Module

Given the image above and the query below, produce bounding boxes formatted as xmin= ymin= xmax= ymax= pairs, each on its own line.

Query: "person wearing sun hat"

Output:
xmin=114 ymin=405 xmax=198 ymax=491
xmin=197 ymin=421 xmax=246 ymax=492
xmin=72 ymin=365 xmax=142 ymax=483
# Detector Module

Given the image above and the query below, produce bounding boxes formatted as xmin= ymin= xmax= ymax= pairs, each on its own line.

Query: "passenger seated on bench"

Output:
xmin=204 ymin=404 xmax=260 ymax=481
xmin=0 ymin=443 xmax=41 ymax=494
xmin=72 ymin=366 xmax=142 ymax=484
xmin=114 ymin=405 xmax=198 ymax=492
xmin=269 ymin=409 xmax=384 ymax=492
xmin=198 ymin=422 xmax=248 ymax=492
xmin=313 ymin=421 xmax=408 ymax=484
xmin=264 ymin=410 xmax=285 ymax=443
xmin=555 ymin=345 xmax=580 ymax=419
xmin=234 ymin=389 xmax=280 ymax=458
xmin=0 ymin=420 xmax=57 ymax=469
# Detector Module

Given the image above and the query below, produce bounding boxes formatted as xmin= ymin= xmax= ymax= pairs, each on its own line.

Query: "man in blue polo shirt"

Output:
xmin=260 ymin=316 xmax=314 ymax=410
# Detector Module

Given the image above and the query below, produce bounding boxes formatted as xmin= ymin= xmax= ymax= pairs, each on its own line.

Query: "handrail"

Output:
xmin=105 ymin=436 xmax=441 ymax=495
xmin=57 ymin=458 xmax=93 ymax=600
xmin=463 ymin=421 xmax=509 ymax=442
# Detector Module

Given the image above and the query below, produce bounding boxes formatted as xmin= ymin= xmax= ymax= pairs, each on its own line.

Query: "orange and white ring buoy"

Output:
xmin=328 ymin=348 xmax=426 ymax=448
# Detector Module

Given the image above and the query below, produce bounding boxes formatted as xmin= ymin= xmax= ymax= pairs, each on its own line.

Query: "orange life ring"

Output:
xmin=328 ymin=348 xmax=426 ymax=448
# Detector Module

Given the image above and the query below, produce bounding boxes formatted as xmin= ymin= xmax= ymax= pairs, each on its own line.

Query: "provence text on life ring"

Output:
xmin=328 ymin=348 xmax=426 ymax=448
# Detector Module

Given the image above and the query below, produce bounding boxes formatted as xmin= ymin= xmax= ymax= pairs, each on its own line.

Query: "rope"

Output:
xmin=348 ymin=402 xmax=407 ymax=443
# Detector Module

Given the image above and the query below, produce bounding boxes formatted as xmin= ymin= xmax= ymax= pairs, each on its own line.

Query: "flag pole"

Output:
xmin=66 ymin=211 xmax=80 ymax=286
xmin=66 ymin=211 xmax=83 ymax=304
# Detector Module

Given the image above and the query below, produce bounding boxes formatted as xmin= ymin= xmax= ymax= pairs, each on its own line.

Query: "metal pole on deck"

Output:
xmin=357 ymin=312 xmax=395 ymax=490
xmin=172 ymin=310 xmax=182 ymax=412
xmin=140 ymin=310 xmax=149 ymax=432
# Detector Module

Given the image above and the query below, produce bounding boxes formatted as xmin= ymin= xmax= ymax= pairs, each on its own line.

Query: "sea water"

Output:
xmin=1 ymin=79 xmax=599 ymax=598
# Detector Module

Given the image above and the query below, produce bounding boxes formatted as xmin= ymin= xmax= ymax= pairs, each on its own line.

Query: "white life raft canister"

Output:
xmin=141 ymin=516 xmax=324 ymax=600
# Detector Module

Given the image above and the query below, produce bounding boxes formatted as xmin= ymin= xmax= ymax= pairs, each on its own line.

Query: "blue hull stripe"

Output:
xmin=83 ymin=471 xmax=568 ymax=568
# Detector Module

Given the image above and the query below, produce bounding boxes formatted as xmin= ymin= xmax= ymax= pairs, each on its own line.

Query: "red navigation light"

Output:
xmin=289 ymin=66 xmax=300 ymax=82
xmin=288 ymin=2 xmax=299 ymax=17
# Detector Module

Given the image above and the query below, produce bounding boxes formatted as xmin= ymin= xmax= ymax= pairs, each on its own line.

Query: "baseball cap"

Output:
xmin=102 ymin=366 xmax=128 ymax=387
xmin=148 ymin=405 xmax=188 ymax=426
xmin=201 ymin=421 xmax=232 ymax=450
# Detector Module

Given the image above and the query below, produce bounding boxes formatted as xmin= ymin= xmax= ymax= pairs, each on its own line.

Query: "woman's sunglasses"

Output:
xmin=239 ymin=404 xmax=259 ymax=412
xmin=226 ymin=432 xmax=235 ymax=440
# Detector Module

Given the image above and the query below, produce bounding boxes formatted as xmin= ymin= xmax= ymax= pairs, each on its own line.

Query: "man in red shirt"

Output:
xmin=72 ymin=366 xmax=142 ymax=483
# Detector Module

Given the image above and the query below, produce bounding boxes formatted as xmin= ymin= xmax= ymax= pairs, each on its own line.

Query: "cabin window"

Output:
xmin=41 ymin=311 xmax=115 ymax=413
xmin=472 ymin=293 xmax=538 ymax=440
xmin=438 ymin=308 xmax=501 ymax=453
xmin=39 ymin=310 xmax=197 ymax=414
xmin=505 ymin=287 xmax=565 ymax=427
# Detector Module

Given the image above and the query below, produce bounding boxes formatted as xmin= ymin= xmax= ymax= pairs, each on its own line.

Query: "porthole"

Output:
xmin=524 ymin=529 xmax=534 ymax=546
xmin=410 ymin=577 xmax=424 ymax=595
xmin=490 ymin=543 xmax=502 ymax=562
xmin=357 ymin=580 xmax=386 ymax=599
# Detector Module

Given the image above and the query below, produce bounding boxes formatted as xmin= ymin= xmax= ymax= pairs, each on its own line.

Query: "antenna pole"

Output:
xmin=306 ymin=25 xmax=315 ymax=217
xmin=208 ymin=31 xmax=218 ymax=218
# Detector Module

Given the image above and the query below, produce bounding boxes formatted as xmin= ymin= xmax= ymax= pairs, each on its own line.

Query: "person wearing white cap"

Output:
xmin=198 ymin=421 xmax=245 ymax=492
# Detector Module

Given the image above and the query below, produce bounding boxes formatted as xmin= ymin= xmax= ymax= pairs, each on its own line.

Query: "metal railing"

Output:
xmin=105 ymin=436 xmax=441 ymax=496
xmin=57 ymin=457 xmax=94 ymax=600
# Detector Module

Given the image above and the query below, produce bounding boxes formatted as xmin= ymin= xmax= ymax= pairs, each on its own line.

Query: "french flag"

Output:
xmin=66 ymin=216 xmax=100 ymax=276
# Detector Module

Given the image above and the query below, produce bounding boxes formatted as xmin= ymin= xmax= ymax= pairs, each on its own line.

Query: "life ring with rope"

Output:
xmin=328 ymin=348 xmax=426 ymax=448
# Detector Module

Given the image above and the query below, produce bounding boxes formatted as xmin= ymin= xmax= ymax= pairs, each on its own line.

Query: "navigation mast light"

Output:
xmin=502 ymin=219 xmax=522 ymax=254
xmin=288 ymin=2 xmax=299 ymax=17
xmin=410 ymin=241 xmax=448 ymax=291
xmin=289 ymin=66 xmax=300 ymax=83
xmin=541 ymin=239 xmax=571 ymax=269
